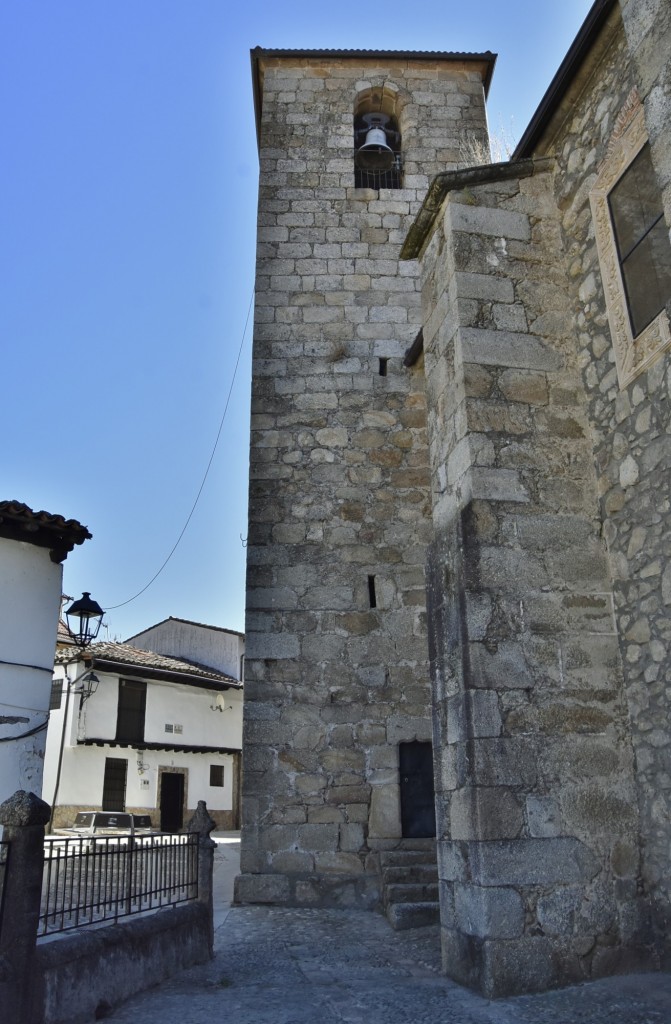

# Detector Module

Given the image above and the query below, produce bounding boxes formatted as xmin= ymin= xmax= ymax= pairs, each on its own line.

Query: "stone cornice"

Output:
xmin=400 ymin=158 xmax=548 ymax=262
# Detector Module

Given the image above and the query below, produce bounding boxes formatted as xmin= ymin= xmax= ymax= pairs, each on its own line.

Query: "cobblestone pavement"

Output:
xmin=104 ymin=904 xmax=671 ymax=1024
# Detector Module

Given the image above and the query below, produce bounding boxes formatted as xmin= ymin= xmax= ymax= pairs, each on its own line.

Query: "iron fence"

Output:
xmin=39 ymin=833 xmax=198 ymax=936
xmin=0 ymin=840 xmax=8 ymax=932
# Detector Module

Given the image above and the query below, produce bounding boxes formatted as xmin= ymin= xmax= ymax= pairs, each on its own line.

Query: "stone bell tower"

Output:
xmin=237 ymin=47 xmax=494 ymax=909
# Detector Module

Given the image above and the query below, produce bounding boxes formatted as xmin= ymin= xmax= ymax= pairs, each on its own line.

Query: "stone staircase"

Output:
xmin=379 ymin=841 xmax=440 ymax=930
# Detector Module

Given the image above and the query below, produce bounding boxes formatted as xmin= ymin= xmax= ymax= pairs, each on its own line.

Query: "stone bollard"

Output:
xmin=0 ymin=790 xmax=51 ymax=1024
xmin=186 ymin=800 xmax=216 ymax=958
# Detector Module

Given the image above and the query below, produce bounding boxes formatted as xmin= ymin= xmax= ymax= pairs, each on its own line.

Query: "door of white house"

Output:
xmin=159 ymin=769 xmax=186 ymax=832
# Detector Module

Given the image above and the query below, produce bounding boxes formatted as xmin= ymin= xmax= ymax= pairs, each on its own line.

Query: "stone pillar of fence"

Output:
xmin=187 ymin=800 xmax=216 ymax=957
xmin=0 ymin=789 xmax=50 ymax=1024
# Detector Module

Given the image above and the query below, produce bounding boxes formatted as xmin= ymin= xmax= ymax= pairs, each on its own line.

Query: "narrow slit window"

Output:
xmin=379 ymin=358 xmax=388 ymax=377
xmin=368 ymin=575 xmax=377 ymax=609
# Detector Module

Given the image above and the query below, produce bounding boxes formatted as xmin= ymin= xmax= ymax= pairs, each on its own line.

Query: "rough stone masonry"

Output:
xmin=238 ymin=49 xmax=492 ymax=908
xmin=239 ymin=2 xmax=671 ymax=1000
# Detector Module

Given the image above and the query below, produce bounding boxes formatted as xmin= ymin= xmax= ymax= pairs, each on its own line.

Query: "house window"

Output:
xmin=590 ymin=94 xmax=671 ymax=387
xmin=49 ymin=678 xmax=63 ymax=710
xmin=210 ymin=765 xmax=224 ymax=787
xmin=608 ymin=143 xmax=671 ymax=337
xmin=102 ymin=757 xmax=127 ymax=811
xmin=116 ymin=679 xmax=146 ymax=743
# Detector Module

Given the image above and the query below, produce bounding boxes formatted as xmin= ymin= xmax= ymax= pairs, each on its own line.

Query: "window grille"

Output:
xmin=353 ymin=109 xmax=402 ymax=190
xmin=354 ymin=154 xmax=403 ymax=191
xmin=49 ymin=679 xmax=63 ymax=710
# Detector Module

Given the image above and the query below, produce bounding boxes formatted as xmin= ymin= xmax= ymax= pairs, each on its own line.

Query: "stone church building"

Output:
xmin=237 ymin=0 xmax=671 ymax=997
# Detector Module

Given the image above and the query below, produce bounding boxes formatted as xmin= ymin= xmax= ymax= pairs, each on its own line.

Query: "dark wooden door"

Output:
xmin=160 ymin=773 xmax=184 ymax=832
xmin=399 ymin=741 xmax=436 ymax=838
xmin=102 ymin=757 xmax=127 ymax=811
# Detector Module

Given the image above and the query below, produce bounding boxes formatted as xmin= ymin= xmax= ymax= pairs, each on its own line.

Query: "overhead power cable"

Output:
xmin=106 ymin=289 xmax=255 ymax=611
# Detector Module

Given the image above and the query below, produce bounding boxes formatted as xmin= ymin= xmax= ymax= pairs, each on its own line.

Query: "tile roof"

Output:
xmin=0 ymin=500 xmax=91 ymax=563
xmin=56 ymin=641 xmax=240 ymax=687
xmin=56 ymin=619 xmax=77 ymax=646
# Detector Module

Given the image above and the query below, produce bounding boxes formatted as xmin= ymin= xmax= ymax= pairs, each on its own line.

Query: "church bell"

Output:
xmin=354 ymin=125 xmax=395 ymax=172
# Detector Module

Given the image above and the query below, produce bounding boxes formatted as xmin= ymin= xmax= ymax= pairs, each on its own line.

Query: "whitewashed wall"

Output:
xmin=0 ymin=537 xmax=63 ymax=801
xmin=43 ymin=666 xmax=242 ymax=821
xmin=46 ymin=743 xmax=236 ymax=816
xmin=128 ymin=620 xmax=244 ymax=679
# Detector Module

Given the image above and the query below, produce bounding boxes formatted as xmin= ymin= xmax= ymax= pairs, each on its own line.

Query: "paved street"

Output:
xmin=104 ymin=835 xmax=671 ymax=1024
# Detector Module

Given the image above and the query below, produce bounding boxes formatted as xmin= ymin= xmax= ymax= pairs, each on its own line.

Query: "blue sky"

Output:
xmin=1 ymin=0 xmax=594 ymax=641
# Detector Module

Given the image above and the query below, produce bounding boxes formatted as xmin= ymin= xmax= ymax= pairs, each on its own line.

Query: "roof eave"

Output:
xmin=0 ymin=501 xmax=91 ymax=563
xmin=125 ymin=616 xmax=245 ymax=643
xmin=79 ymin=738 xmax=241 ymax=756
xmin=82 ymin=656 xmax=241 ymax=692
xmin=513 ymin=0 xmax=618 ymax=159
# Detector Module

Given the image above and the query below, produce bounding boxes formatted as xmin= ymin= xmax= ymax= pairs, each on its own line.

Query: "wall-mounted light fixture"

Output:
xmin=64 ymin=592 xmax=104 ymax=647
xmin=74 ymin=671 xmax=99 ymax=704
xmin=49 ymin=593 xmax=104 ymax=833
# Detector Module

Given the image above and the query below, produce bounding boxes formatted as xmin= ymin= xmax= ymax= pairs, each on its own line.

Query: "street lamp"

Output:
xmin=64 ymin=592 xmax=104 ymax=647
xmin=49 ymin=594 xmax=104 ymax=832
xmin=74 ymin=671 xmax=99 ymax=704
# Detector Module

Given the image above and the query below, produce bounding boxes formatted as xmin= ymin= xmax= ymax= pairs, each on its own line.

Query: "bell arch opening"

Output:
xmin=354 ymin=85 xmax=403 ymax=189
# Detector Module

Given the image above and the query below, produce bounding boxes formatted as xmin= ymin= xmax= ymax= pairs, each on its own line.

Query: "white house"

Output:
xmin=43 ymin=619 xmax=244 ymax=831
xmin=0 ymin=500 xmax=90 ymax=803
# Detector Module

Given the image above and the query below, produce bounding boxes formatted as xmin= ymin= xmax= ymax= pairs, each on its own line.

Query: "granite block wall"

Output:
xmin=538 ymin=6 xmax=671 ymax=960
xmin=415 ymin=158 xmax=647 ymax=995
xmin=240 ymin=2 xmax=671 ymax=996
xmin=238 ymin=53 xmax=490 ymax=907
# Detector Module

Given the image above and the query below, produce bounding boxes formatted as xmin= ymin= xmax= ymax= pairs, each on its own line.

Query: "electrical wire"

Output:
xmin=0 ymin=658 xmax=54 ymax=674
xmin=0 ymin=720 xmax=48 ymax=742
xmin=106 ymin=289 xmax=255 ymax=611
xmin=0 ymin=699 xmax=55 ymax=714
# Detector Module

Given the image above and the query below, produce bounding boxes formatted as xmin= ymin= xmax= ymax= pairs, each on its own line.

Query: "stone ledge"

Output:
xmin=401 ymin=157 xmax=553 ymax=260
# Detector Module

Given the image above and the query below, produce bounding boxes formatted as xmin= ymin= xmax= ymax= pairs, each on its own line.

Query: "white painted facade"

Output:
xmin=0 ymin=535 xmax=74 ymax=802
xmin=128 ymin=617 xmax=244 ymax=681
xmin=43 ymin=623 xmax=244 ymax=831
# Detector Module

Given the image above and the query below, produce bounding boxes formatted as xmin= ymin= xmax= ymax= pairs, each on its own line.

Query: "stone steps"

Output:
xmin=386 ymin=901 xmax=441 ymax=930
xmin=384 ymin=881 xmax=439 ymax=905
xmin=379 ymin=839 xmax=436 ymax=860
xmin=380 ymin=843 xmax=440 ymax=931
xmin=382 ymin=863 xmax=438 ymax=885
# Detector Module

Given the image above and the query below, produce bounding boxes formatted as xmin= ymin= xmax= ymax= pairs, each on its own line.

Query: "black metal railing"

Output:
xmin=39 ymin=833 xmax=198 ymax=936
xmin=354 ymin=154 xmax=403 ymax=190
xmin=0 ymin=840 xmax=9 ymax=932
